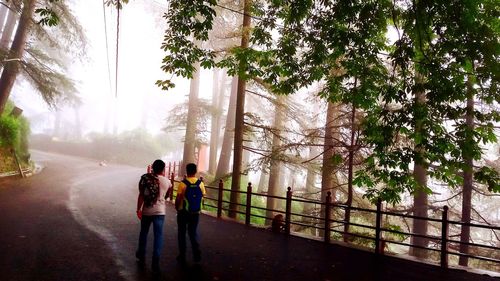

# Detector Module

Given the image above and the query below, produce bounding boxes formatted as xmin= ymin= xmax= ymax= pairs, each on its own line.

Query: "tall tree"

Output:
xmin=458 ymin=76 xmax=475 ymax=266
xmin=0 ymin=0 xmax=35 ymax=114
xmin=215 ymin=76 xmax=237 ymax=181
xmin=0 ymin=2 xmax=8 ymax=31
xmin=0 ymin=1 xmax=16 ymax=49
xmin=343 ymin=103 xmax=357 ymax=242
xmin=228 ymin=0 xmax=252 ymax=218
xmin=209 ymin=68 xmax=222 ymax=175
xmin=410 ymin=72 xmax=429 ymax=258
xmin=321 ymin=102 xmax=340 ymax=204
xmin=265 ymin=94 xmax=286 ymax=224
xmin=0 ymin=0 xmax=85 ymax=114
xmin=182 ymin=60 xmax=201 ymax=166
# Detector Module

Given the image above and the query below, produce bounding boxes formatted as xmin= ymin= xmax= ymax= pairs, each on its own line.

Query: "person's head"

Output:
xmin=186 ymin=163 xmax=197 ymax=176
xmin=152 ymin=159 xmax=165 ymax=175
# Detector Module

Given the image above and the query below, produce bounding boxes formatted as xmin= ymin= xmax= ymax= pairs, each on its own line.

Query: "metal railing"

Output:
xmin=167 ymin=175 xmax=500 ymax=273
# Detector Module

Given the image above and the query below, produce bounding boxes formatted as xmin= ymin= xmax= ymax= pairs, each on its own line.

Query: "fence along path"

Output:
xmin=161 ymin=163 xmax=499 ymax=274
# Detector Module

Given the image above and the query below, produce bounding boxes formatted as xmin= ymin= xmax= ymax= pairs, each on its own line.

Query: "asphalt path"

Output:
xmin=0 ymin=151 xmax=498 ymax=281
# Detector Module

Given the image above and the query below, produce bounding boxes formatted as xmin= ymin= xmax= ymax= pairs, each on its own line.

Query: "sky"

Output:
xmin=12 ymin=0 xmax=215 ymax=137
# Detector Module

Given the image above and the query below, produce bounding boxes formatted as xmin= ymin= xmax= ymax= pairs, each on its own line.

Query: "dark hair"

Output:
xmin=152 ymin=159 xmax=165 ymax=175
xmin=186 ymin=163 xmax=197 ymax=176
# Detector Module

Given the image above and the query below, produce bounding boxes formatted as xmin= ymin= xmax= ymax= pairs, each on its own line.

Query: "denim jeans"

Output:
xmin=177 ymin=211 xmax=200 ymax=258
xmin=137 ymin=215 xmax=165 ymax=258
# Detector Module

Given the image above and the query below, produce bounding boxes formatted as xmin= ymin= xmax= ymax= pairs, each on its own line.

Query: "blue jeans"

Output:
xmin=177 ymin=211 xmax=200 ymax=258
xmin=137 ymin=215 xmax=165 ymax=258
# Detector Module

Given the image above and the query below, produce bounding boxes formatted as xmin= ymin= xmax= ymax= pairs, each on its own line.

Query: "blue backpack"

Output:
xmin=182 ymin=179 xmax=203 ymax=212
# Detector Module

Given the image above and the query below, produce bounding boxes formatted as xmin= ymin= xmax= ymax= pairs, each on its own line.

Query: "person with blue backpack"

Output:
xmin=175 ymin=163 xmax=206 ymax=263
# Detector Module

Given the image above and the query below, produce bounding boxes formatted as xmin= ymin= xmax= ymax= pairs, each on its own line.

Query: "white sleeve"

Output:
xmin=159 ymin=176 xmax=170 ymax=190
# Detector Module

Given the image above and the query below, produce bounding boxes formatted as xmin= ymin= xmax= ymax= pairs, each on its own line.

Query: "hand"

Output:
xmin=136 ymin=210 xmax=142 ymax=220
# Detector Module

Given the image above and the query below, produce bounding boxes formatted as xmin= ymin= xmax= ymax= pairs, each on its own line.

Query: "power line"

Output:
xmin=102 ymin=0 xmax=113 ymax=97
xmin=115 ymin=0 xmax=120 ymax=98
xmin=214 ymin=3 xmax=262 ymax=22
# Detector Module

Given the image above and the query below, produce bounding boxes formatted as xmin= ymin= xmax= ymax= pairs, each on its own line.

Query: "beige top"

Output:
xmin=143 ymin=176 xmax=171 ymax=216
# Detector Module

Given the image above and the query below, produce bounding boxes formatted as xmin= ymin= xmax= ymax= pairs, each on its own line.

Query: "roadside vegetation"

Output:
xmin=0 ymin=101 xmax=30 ymax=174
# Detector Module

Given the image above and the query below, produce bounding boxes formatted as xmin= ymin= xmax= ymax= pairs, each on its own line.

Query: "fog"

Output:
xmin=12 ymin=1 xmax=215 ymax=139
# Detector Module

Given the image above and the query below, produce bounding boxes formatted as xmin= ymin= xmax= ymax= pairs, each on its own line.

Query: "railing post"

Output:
xmin=217 ymin=180 xmax=223 ymax=218
xmin=168 ymin=162 xmax=172 ymax=178
xmin=324 ymin=191 xmax=331 ymax=243
xmin=375 ymin=198 xmax=382 ymax=254
xmin=441 ymin=205 xmax=449 ymax=268
xmin=169 ymin=173 xmax=175 ymax=200
xmin=173 ymin=162 xmax=177 ymax=177
xmin=245 ymin=182 xmax=252 ymax=226
xmin=11 ymin=148 xmax=24 ymax=178
xmin=285 ymin=187 xmax=292 ymax=235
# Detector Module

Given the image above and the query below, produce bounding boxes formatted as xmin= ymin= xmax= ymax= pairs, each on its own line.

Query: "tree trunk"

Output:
xmin=304 ymin=145 xmax=319 ymax=235
xmin=0 ymin=2 xmax=16 ymax=49
xmin=459 ymin=76 xmax=475 ymax=266
xmin=257 ymin=164 xmax=269 ymax=193
xmin=321 ymin=102 xmax=339 ymax=203
xmin=410 ymin=72 xmax=429 ymax=259
xmin=0 ymin=3 xmax=9 ymax=34
xmin=320 ymin=102 xmax=340 ymax=236
xmin=228 ymin=0 xmax=251 ymax=218
xmin=265 ymin=95 xmax=285 ymax=225
xmin=215 ymin=76 xmax=237 ymax=180
xmin=209 ymin=68 xmax=221 ymax=175
xmin=182 ymin=60 xmax=201 ymax=166
xmin=0 ymin=0 xmax=35 ymax=115
xmin=343 ymin=105 xmax=356 ymax=242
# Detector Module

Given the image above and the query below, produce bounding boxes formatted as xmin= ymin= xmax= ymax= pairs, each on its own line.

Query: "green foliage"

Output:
xmin=475 ymin=166 xmax=500 ymax=193
xmin=0 ymin=115 xmax=19 ymax=148
xmin=35 ymin=7 xmax=59 ymax=26
xmin=104 ymin=0 xmax=130 ymax=9
xmin=359 ymin=0 xmax=500 ymax=201
xmin=158 ymin=0 xmax=500 ymax=202
xmin=156 ymin=0 xmax=217 ymax=89
xmin=163 ymin=98 xmax=213 ymax=145
xmin=0 ymin=101 xmax=30 ymax=163
xmin=5 ymin=0 xmax=88 ymax=110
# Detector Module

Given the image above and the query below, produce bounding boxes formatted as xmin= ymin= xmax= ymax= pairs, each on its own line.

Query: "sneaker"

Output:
xmin=176 ymin=255 xmax=186 ymax=264
xmin=193 ymin=250 xmax=201 ymax=263
xmin=135 ymin=251 xmax=145 ymax=265
xmin=152 ymin=256 xmax=160 ymax=272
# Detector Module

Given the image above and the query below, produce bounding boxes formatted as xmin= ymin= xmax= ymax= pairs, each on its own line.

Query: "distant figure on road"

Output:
xmin=135 ymin=159 xmax=171 ymax=272
xmin=175 ymin=163 xmax=206 ymax=263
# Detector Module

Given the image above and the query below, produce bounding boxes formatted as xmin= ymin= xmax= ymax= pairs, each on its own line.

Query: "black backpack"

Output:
xmin=139 ymin=173 xmax=160 ymax=207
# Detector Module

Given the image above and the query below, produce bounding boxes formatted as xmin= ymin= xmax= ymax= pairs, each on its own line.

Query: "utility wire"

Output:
xmin=102 ymin=0 xmax=113 ymax=97
xmin=214 ymin=3 xmax=262 ymax=22
xmin=115 ymin=0 xmax=120 ymax=98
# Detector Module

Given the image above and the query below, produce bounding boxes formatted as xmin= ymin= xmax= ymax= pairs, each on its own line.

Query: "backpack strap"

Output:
xmin=194 ymin=179 xmax=202 ymax=187
xmin=181 ymin=179 xmax=191 ymax=188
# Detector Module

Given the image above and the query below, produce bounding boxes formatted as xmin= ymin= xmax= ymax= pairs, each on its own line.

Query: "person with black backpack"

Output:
xmin=175 ymin=163 xmax=206 ymax=263
xmin=135 ymin=159 xmax=171 ymax=272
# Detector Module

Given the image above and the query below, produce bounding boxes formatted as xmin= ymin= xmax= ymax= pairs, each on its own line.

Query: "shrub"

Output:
xmin=0 ymin=101 xmax=30 ymax=164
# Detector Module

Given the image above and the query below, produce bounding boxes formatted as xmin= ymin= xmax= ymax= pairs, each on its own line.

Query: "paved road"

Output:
xmin=0 ymin=151 xmax=498 ymax=281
